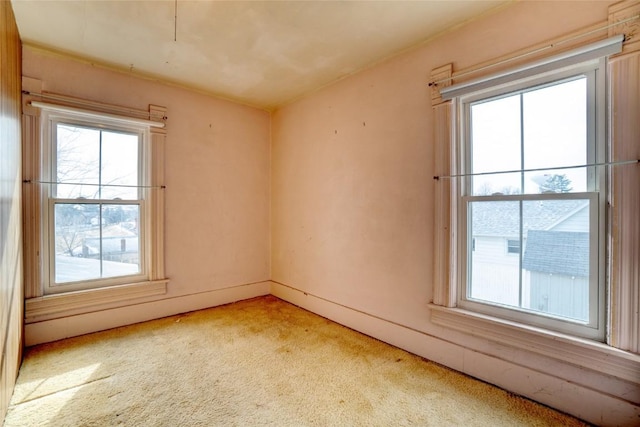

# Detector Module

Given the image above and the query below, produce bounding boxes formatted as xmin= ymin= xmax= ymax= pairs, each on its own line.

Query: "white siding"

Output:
xmin=550 ymin=206 xmax=589 ymax=232
xmin=470 ymin=236 xmax=521 ymax=305
xmin=528 ymin=272 xmax=589 ymax=321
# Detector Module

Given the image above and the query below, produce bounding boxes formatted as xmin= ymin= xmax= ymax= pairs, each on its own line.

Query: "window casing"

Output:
xmin=455 ymin=59 xmax=606 ymax=341
xmin=430 ymin=29 xmax=638 ymax=395
xmin=42 ymin=113 xmax=152 ymax=294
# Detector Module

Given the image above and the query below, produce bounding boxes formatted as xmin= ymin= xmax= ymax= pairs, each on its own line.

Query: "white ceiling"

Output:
xmin=11 ymin=0 xmax=509 ymax=110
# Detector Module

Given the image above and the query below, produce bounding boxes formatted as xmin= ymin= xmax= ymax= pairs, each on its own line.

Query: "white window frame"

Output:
xmin=42 ymin=112 xmax=151 ymax=294
xmin=22 ymin=94 xmax=168 ymax=321
xmin=455 ymin=61 xmax=607 ymax=341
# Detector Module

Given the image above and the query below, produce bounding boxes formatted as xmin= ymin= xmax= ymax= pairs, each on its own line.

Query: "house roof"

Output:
xmin=471 ymin=199 xmax=588 ymax=237
xmin=522 ymin=230 xmax=589 ymax=277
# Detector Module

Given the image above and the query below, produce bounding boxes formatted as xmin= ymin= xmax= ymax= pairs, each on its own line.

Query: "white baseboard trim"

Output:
xmin=270 ymin=281 xmax=640 ymax=427
xmin=25 ymin=280 xmax=271 ymax=346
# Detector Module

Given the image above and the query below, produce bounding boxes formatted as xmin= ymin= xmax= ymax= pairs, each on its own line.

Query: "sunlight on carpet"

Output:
xmin=5 ymin=296 xmax=587 ymax=426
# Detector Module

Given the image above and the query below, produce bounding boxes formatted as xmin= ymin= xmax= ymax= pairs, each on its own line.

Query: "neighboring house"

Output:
xmin=72 ymin=236 xmax=140 ymax=263
xmin=470 ymin=199 xmax=590 ymax=321
xmin=69 ymin=224 xmax=139 ymax=263
xmin=523 ymin=230 xmax=589 ymax=320
xmin=59 ymin=225 xmax=140 ymax=283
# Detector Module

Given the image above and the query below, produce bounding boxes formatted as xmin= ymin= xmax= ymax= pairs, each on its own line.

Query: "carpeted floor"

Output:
xmin=5 ymin=296 xmax=587 ymax=426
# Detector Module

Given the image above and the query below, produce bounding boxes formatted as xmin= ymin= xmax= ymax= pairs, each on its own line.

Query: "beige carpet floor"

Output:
xmin=5 ymin=296 xmax=587 ymax=426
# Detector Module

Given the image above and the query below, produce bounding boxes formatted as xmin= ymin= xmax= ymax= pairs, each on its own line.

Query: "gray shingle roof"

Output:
xmin=471 ymin=199 xmax=588 ymax=236
xmin=522 ymin=230 xmax=589 ymax=276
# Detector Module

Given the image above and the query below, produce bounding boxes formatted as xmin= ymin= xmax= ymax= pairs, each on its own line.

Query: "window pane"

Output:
xmin=523 ymin=78 xmax=588 ymax=194
xmin=54 ymin=203 xmax=101 ymax=282
xmin=54 ymin=203 xmax=140 ymax=284
xmin=469 ymin=201 xmax=521 ymax=306
xmin=470 ymin=95 xmax=522 ymax=195
xmin=101 ymin=204 xmax=141 ymax=278
xmin=101 ymin=131 xmax=139 ymax=200
xmin=56 ymin=124 xmax=100 ymax=199
xmin=468 ymin=199 xmax=591 ymax=323
xmin=522 ymin=199 xmax=590 ymax=322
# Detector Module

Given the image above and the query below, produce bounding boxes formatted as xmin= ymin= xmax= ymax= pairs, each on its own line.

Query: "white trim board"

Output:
xmin=24 ymin=281 xmax=270 ymax=346
xmin=429 ymin=304 xmax=640 ymax=384
xmin=269 ymin=281 xmax=640 ymax=426
xmin=25 ymin=280 xmax=169 ymax=322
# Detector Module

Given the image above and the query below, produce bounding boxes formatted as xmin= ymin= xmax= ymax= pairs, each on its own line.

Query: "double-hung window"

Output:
xmin=45 ymin=115 xmax=148 ymax=293
xmin=23 ymin=96 xmax=168 ymax=318
xmin=457 ymin=64 xmax=604 ymax=339
xmin=440 ymin=40 xmax=622 ymax=341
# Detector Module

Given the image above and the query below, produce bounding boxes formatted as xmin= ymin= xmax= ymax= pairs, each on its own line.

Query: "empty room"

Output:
xmin=1 ymin=0 xmax=639 ymax=425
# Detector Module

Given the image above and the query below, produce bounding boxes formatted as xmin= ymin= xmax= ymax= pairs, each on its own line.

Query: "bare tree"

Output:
xmin=56 ymin=124 xmax=101 ymax=199
xmin=475 ymin=182 xmax=494 ymax=196
xmin=55 ymin=204 xmax=98 ymax=255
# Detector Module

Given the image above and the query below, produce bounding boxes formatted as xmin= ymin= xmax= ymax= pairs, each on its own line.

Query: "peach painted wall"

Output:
xmin=272 ymin=0 xmax=616 ymax=330
xmin=22 ymin=46 xmax=271 ymax=340
xmin=271 ymin=1 xmax=639 ymax=424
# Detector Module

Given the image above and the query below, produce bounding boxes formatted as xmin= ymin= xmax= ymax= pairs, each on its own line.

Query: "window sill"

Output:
xmin=429 ymin=304 xmax=640 ymax=384
xmin=25 ymin=279 xmax=168 ymax=322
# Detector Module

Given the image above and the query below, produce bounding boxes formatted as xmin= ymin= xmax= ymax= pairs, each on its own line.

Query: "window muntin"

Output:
xmin=45 ymin=117 xmax=149 ymax=293
xmin=457 ymin=63 xmax=605 ymax=340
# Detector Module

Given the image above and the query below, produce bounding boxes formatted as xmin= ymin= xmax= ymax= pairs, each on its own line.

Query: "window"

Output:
xmin=22 ymin=97 xmax=168 ymax=315
xmin=506 ymin=239 xmax=520 ymax=255
xmin=430 ymin=32 xmax=638 ymax=387
xmin=46 ymin=119 xmax=147 ymax=293
xmin=455 ymin=60 xmax=605 ymax=340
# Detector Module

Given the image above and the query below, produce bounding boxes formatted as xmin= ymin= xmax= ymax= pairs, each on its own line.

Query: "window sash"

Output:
xmin=51 ymin=120 xmax=144 ymax=201
xmin=47 ymin=198 xmax=147 ymax=293
xmin=458 ymin=192 xmax=602 ymax=339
